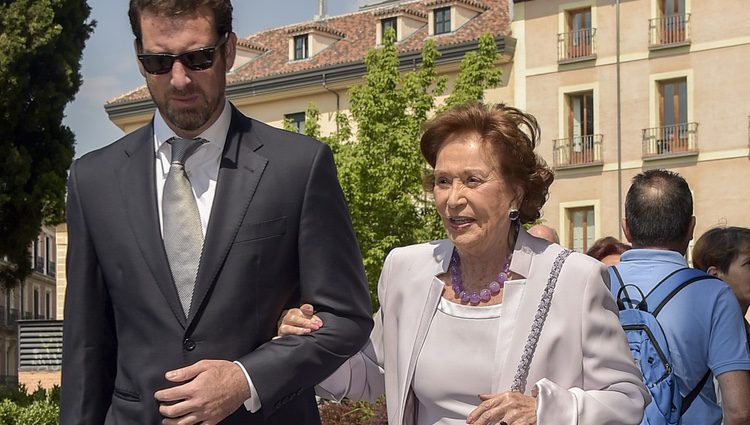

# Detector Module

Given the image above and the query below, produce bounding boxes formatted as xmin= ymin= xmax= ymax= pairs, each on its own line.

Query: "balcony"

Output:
xmin=642 ymin=123 xmax=699 ymax=159
xmin=34 ymin=256 xmax=44 ymax=273
xmin=649 ymin=14 xmax=691 ymax=49
xmin=48 ymin=261 xmax=56 ymax=278
xmin=558 ymin=28 xmax=596 ymax=63
xmin=552 ymin=135 xmax=604 ymax=169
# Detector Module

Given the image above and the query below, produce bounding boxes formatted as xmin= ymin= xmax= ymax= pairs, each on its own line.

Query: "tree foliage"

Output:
xmin=299 ymin=30 xmax=503 ymax=304
xmin=0 ymin=0 xmax=94 ymax=289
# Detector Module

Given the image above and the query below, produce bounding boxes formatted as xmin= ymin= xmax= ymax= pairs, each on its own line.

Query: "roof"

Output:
xmin=107 ymin=0 xmax=510 ymax=106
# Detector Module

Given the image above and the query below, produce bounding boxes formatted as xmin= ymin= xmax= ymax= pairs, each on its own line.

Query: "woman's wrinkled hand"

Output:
xmin=276 ymin=303 xmax=323 ymax=336
xmin=466 ymin=389 xmax=537 ymax=425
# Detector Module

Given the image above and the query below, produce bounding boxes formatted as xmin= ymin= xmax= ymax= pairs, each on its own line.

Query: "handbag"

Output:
xmin=510 ymin=248 xmax=572 ymax=393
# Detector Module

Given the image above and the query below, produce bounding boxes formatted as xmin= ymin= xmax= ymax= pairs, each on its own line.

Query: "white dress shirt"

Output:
xmin=153 ymin=100 xmax=261 ymax=412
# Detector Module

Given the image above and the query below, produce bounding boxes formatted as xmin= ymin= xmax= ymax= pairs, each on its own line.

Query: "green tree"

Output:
xmin=443 ymin=33 xmax=502 ymax=109
xmin=0 ymin=0 xmax=94 ymax=289
xmin=300 ymin=30 xmax=503 ymax=304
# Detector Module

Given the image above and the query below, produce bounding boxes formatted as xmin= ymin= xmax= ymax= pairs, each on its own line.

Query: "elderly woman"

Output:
xmin=693 ymin=226 xmax=750 ymax=344
xmin=280 ymin=103 xmax=648 ymax=424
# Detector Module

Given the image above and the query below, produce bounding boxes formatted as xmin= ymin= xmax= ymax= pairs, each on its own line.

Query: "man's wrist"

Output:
xmin=233 ymin=361 xmax=262 ymax=412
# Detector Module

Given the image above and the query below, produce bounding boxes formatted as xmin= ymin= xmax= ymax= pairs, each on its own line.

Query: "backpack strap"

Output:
xmin=641 ymin=267 xmax=716 ymax=413
xmin=609 ymin=266 xmax=633 ymax=308
xmin=646 ymin=267 xmax=716 ymax=317
xmin=681 ymin=369 xmax=711 ymax=414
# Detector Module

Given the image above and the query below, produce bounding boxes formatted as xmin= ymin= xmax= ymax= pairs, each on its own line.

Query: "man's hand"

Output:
xmin=155 ymin=359 xmax=251 ymax=425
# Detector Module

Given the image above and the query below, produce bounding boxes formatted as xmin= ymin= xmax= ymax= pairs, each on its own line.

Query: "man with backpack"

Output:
xmin=612 ymin=169 xmax=750 ymax=424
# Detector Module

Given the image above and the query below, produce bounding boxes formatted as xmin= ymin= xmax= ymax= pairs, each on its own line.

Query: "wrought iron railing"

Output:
xmin=558 ymin=28 xmax=596 ymax=62
xmin=34 ymin=256 xmax=44 ymax=273
xmin=642 ymin=122 xmax=699 ymax=158
xmin=649 ymin=14 xmax=691 ymax=47
xmin=552 ymin=134 xmax=604 ymax=168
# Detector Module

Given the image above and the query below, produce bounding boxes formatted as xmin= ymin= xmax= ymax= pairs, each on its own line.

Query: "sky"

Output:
xmin=63 ymin=1 xmax=367 ymax=158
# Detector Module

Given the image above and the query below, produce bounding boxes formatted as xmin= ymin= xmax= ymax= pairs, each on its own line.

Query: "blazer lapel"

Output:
xmin=492 ymin=279 xmax=527 ymax=392
xmin=494 ymin=229 xmax=560 ymax=394
xmin=187 ymin=109 xmax=266 ymax=325
xmin=398 ymin=242 xmax=451 ymax=424
xmin=116 ymin=124 xmax=187 ymax=328
xmin=493 ymin=230 xmax=536 ymax=393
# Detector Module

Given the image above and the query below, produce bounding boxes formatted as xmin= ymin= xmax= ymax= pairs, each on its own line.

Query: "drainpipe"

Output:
xmin=616 ymin=0 xmax=623 ymax=240
xmin=322 ymin=73 xmax=340 ymax=134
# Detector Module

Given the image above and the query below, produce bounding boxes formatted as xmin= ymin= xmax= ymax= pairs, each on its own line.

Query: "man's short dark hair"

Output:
xmin=625 ymin=169 xmax=693 ymax=247
xmin=129 ymin=0 xmax=233 ymax=43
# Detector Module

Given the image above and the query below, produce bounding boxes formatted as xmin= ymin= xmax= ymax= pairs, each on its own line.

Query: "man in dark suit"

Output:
xmin=60 ymin=1 xmax=373 ymax=423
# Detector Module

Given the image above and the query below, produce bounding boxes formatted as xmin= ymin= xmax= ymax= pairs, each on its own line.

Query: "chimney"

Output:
xmin=314 ymin=0 xmax=327 ymax=20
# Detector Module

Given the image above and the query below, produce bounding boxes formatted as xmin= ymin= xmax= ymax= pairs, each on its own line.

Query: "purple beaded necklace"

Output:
xmin=450 ymin=248 xmax=511 ymax=305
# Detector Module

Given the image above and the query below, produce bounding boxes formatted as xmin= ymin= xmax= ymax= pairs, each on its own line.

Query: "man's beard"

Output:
xmin=152 ymin=85 xmax=216 ymax=131
xmin=166 ymin=101 xmax=212 ymax=131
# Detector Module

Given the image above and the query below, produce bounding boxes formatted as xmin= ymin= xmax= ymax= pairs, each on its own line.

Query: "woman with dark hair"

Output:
xmin=693 ymin=226 xmax=750 ymax=343
xmin=279 ymin=103 xmax=647 ymax=425
xmin=586 ymin=236 xmax=631 ymax=266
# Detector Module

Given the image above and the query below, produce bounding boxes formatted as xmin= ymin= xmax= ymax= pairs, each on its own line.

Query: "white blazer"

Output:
xmin=318 ymin=229 xmax=649 ymax=424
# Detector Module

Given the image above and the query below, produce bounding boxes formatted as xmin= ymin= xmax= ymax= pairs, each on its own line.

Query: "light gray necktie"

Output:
xmin=163 ymin=137 xmax=205 ymax=318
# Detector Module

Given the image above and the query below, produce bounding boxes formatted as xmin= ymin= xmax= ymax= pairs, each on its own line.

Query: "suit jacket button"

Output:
xmin=183 ymin=338 xmax=196 ymax=351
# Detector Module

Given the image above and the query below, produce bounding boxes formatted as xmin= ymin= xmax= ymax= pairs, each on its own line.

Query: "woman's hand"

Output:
xmin=467 ymin=390 xmax=537 ymax=425
xmin=277 ymin=303 xmax=323 ymax=336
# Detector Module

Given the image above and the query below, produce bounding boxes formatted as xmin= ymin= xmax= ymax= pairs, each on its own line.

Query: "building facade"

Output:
xmin=0 ymin=226 xmax=59 ymax=387
xmin=512 ymin=0 xmax=750 ymax=255
xmin=106 ymin=0 xmax=749 ymax=266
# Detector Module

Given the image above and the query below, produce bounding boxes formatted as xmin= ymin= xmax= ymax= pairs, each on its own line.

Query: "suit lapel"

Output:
xmin=116 ymin=124 xmax=187 ymax=327
xmin=188 ymin=109 xmax=266 ymax=325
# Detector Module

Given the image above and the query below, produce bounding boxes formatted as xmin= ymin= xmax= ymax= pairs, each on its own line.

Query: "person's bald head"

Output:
xmin=528 ymin=224 xmax=559 ymax=244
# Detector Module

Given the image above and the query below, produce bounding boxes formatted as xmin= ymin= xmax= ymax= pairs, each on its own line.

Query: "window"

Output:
xmin=659 ymin=0 xmax=686 ymax=43
xmin=33 ymin=288 xmax=39 ymax=319
xmin=434 ymin=7 xmax=451 ymax=35
xmin=567 ymin=206 xmax=595 ymax=253
xmin=566 ymin=8 xmax=593 ymax=58
xmin=567 ymin=91 xmax=595 ymax=163
xmin=285 ymin=112 xmax=306 ymax=134
xmin=32 ymin=237 xmax=40 ymax=272
xmin=293 ymin=35 xmax=308 ymax=60
xmin=658 ymin=78 xmax=688 ymax=152
xmin=45 ymin=235 xmax=51 ymax=275
xmin=45 ymin=291 xmax=51 ymax=319
xmin=381 ymin=17 xmax=398 ymax=40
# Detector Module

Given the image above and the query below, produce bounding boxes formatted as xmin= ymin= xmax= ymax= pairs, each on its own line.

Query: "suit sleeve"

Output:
xmin=60 ymin=160 xmax=118 ymax=424
xmin=238 ymin=142 xmax=374 ymax=416
xmin=315 ymin=249 xmax=395 ymax=403
xmin=535 ymin=261 xmax=650 ymax=425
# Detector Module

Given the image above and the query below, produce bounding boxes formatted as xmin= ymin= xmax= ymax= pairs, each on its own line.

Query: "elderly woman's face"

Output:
xmin=433 ymin=132 xmax=517 ymax=257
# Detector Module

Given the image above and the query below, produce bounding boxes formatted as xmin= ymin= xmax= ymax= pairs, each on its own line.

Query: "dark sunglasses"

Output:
xmin=137 ymin=33 xmax=229 ymax=75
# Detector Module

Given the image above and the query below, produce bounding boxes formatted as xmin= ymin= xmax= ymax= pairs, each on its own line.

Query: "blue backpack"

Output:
xmin=609 ymin=267 xmax=712 ymax=425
